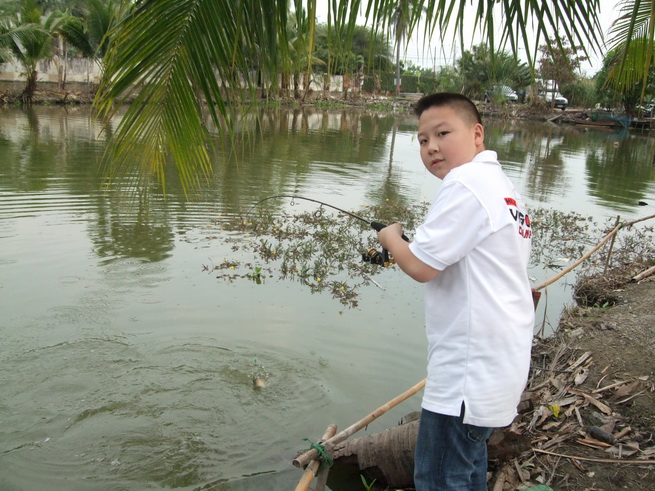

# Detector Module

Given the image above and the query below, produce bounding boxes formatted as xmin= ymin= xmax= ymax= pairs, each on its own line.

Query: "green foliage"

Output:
xmin=560 ymin=78 xmax=596 ymax=108
xmin=361 ymin=66 xmax=462 ymax=95
xmin=314 ymin=23 xmax=392 ymax=75
xmin=458 ymin=44 xmax=533 ymax=99
xmin=208 ymin=200 xmax=429 ymax=308
xmin=595 ymin=47 xmax=655 ymax=113
xmin=76 ymin=0 xmax=124 ymax=59
xmin=538 ymin=39 xmax=588 ymax=91
xmin=360 ymin=474 xmax=376 ymax=491
xmin=604 ymin=0 xmax=655 ymax=101
xmin=87 ymin=0 xmax=606 ymax=194
xmin=0 ymin=0 xmax=108 ymax=101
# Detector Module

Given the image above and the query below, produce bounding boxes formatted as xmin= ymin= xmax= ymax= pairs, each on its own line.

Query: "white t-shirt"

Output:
xmin=409 ymin=150 xmax=534 ymax=427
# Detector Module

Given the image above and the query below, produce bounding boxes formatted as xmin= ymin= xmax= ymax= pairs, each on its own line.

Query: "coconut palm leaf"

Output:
xmin=95 ymin=0 xmax=603 ymax=194
xmin=606 ymin=0 xmax=654 ymax=100
xmin=95 ymin=0 xmax=293 ymax=194
xmin=54 ymin=12 xmax=95 ymax=58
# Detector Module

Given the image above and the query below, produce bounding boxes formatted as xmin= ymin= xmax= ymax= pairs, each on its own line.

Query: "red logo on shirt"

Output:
xmin=505 ymin=197 xmax=532 ymax=239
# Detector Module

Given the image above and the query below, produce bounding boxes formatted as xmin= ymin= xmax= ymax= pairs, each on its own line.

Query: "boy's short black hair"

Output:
xmin=413 ymin=93 xmax=482 ymax=126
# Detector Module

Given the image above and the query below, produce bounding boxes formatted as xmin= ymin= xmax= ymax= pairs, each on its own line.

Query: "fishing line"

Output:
xmin=245 ymin=194 xmax=409 ymax=241
xmin=246 ymin=195 xmax=370 ymax=225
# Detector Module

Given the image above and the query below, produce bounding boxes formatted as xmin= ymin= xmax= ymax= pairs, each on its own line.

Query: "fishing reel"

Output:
xmin=362 ymin=247 xmax=395 ymax=267
xmin=362 ymin=221 xmax=408 ymax=267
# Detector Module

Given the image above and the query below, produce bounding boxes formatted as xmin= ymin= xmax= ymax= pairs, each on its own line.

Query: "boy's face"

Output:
xmin=417 ymin=105 xmax=484 ymax=180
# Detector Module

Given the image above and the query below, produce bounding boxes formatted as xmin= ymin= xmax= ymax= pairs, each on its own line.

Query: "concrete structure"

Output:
xmin=0 ymin=57 xmax=361 ymax=95
xmin=0 ymin=57 xmax=102 ymax=87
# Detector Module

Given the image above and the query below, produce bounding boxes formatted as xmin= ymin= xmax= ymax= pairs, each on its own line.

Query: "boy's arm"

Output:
xmin=378 ymin=223 xmax=440 ymax=283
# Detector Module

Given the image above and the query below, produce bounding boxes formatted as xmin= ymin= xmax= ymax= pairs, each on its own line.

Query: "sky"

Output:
xmin=315 ymin=0 xmax=624 ymax=77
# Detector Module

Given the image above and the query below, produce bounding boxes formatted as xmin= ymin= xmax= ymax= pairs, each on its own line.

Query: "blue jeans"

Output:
xmin=414 ymin=406 xmax=494 ymax=490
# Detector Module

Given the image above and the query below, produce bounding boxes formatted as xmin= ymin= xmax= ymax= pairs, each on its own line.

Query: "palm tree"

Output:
xmin=75 ymin=0 xmax=124 ymax=61
xmin=605 ymin=0 xmax=655 ymax=103
xmin=93 ymin=0 xmax=605 ymax=194
xmin=0 ymin=0 xmax=100 ymax=103
xmin=379 ymin=1 xmax=417 ymax=95
xmin=458 ymin=44 xmax=533 ymax=99
xmin=0 ymin=4 xmax=18 ymax=68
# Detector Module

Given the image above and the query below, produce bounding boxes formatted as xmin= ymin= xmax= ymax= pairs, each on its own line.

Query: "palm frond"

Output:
xmin=53 ymin=12 xmax=95 ymax=58
xmin=94 ymin=0 xmax=603 ymax=195
xmin=606 ymin=0 xmax=655 ymax=98
xmin=95 ymin=0 xmax=299 ymax=194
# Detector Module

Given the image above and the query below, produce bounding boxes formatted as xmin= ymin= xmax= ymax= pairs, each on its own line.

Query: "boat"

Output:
xmin=571 ymin=117 xmax=621 ymax=128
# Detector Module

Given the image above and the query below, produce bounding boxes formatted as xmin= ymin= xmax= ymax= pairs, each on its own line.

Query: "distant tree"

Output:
xmin=595 ymin=48 xmax=655 ymax=115
xmin=3 ymin=0 xmax=57 ymax=102
xmin=402 ymin=60 xmax=436 ymax=78
xmin=314 ymin=24 xmax=392 ymax=75
xmin=76 ymin=0 xmax=124 ymax=60
xmin=434 ymin=65 xmax=464 ymax=93
xmin=458 ymin=44 xmax=533 ymax=99
xmin=538 ymin=39 xmax=587 ymax=93
xmin=560 ymin=77 xmax=596 ymax=108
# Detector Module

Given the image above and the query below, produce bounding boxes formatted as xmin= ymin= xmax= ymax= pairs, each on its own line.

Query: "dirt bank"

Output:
xmin=489 ymin=264 xmax=655 ymax=490
xmin=0 ymin=86 xmax=570 ymax=122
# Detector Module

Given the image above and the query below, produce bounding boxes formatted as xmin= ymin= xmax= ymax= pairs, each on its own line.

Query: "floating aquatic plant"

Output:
xmin=204 ymin=201 xmax=654 ymax=309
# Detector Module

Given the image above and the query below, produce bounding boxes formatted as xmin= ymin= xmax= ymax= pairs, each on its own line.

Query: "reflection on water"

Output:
xmin=0 ymin=106 xmax=654 ymax=490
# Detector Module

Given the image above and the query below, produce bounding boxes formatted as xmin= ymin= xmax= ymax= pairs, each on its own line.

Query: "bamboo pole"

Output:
xmin=294 ymin=424 xmax=338 ymax=491
xmin=313 ymin=462 xmax=331 ymax=491
xmin=533 ymin=448 xmax=655 ymax=464
xmin=293 ymin=378 xmax=426 ymax=468
xmin=634 ymin=265 xmax=655 ymax=282
xmin=534 ymin=213 xmax=655 ymax=292
xmin=534 ymin=222 xmax=622 ymax=291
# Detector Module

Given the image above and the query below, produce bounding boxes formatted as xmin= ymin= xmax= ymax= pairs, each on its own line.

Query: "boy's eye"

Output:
xmin=437 ymin=131 xmax=449 ymax=137
xmin=419 ymin=138 xmax=427 ymax=145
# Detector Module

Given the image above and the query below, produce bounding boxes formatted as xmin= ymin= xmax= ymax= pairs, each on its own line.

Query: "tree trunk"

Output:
xmin=395 ymin=40 xmax=401 ymax=95
xmin=23 ymin=68 xmax=38 ymax=105
xmin=331 ymin=418 xmax=419 ymax=489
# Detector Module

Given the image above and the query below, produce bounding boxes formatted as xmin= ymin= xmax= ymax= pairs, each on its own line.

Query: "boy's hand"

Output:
xmin=377 ymin=223 xmax=440 ymax=283
xmin=378 ymin=223 xmax=405 ymax=250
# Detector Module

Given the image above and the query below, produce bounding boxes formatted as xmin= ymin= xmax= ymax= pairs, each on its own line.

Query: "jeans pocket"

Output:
xmin=465 ymin=424 xmax=492 ymax=443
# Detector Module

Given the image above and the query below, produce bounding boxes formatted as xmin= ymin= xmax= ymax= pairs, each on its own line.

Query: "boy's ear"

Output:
xmin=474 ymin=123 xmax=485 ymax=147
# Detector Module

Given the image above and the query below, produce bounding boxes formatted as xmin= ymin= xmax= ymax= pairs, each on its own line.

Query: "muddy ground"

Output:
xmin=487 ymin=264 xmax=655 ymax=491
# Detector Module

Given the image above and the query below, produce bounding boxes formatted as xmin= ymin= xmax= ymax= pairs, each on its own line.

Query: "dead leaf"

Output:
xmin=612 ymin=381 xmax=640 ymax=399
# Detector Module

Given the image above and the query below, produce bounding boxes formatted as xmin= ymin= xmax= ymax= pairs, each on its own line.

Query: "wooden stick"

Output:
xmin=534 ymin=213 xmax=655 ymax=292
xmin=534 ymin=223 xmax=622 ymax=291
xmin=621 ymin=213 xmax=655 ymax=228
xmin=294 ymin=424 xmax=338 ymax=491
xmin=634 ymin=265 xmax=655 ymax=282
xmin=603 ymin=215 xmax=620 ymax=274
xmin=314 ymin=463 xmax=331 ymax=491
xmin=293 ymin=378 xmax=426 ymax=468
xmin=533 ymin=448 xmax=655 ymax=464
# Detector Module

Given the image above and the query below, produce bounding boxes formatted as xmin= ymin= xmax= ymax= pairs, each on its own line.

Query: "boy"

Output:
xmin=378 ymin=93 xmax=534 ymax=490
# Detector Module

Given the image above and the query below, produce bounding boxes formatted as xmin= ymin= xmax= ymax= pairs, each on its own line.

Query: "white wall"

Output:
xmin=0 ymin=57 xmax=102 ymax=84
xmin=0 ymin=57 xmax=360 ymax=94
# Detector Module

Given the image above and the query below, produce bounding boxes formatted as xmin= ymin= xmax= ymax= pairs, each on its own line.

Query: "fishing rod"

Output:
xmin=246 ymin=195 xmax=409 ymax=266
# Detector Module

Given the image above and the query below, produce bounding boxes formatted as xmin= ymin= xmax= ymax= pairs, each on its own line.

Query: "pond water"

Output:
xmin=1 ymin=106 xmax=654 ymax=490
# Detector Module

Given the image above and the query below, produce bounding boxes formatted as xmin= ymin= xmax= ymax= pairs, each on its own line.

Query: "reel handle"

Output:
xmin=370 ymin=221 xmax=410 ymax=242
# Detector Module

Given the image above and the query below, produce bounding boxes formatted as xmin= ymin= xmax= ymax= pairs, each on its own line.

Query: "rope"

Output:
xmin=302 ymin=438 xmax=334 ymax=468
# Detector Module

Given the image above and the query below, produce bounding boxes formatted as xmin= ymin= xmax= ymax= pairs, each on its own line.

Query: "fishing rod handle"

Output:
xmin=370 ymin=221 xmax=410 ymax=242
